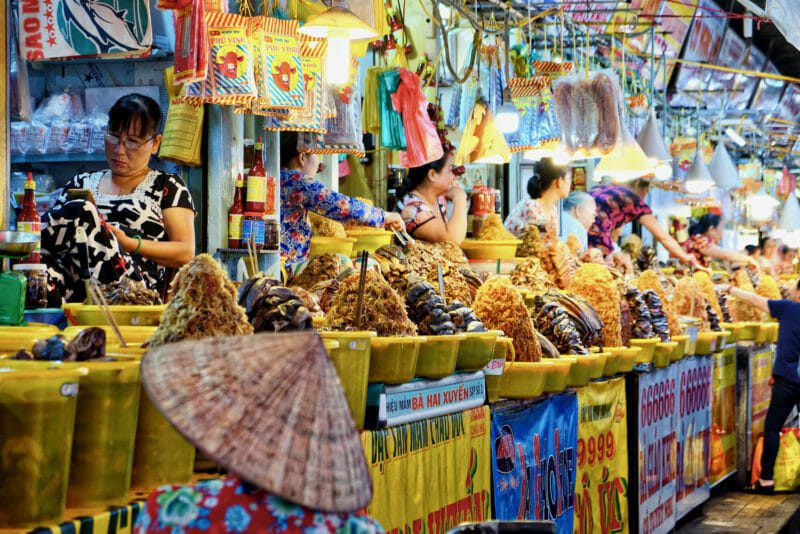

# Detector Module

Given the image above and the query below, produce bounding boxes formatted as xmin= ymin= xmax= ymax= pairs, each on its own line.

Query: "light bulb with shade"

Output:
xmin=326 ymin=35 xmax=351 ymax=86
xmin=747 ymin=189 xmax=780 ymax=221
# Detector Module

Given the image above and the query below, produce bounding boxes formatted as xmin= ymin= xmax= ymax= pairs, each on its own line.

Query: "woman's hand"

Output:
xmin=748 ymin=257 xmax=761 ymax=270
xmin=383 ymin=212 xmax=405 ymax=232
xmin=445 ymin=181 xmax=467 ymax=202
xmin=107 ymin=224 xmax=136 ymax=253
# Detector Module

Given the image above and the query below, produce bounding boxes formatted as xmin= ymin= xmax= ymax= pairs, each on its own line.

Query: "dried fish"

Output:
xmin=473 ymin=277 xmax=541 ymax=362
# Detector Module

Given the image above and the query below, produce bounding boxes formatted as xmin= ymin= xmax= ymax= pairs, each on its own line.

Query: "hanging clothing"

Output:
xmin=377 ymin=69 xmax=406 ymax=150
xmin=390 ymin=68 xmax=443 ymax=168
xmin=363 ymin=67 xmax=382 ymax=136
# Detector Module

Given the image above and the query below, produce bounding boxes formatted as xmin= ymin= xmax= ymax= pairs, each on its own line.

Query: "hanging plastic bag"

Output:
xmin=445 ymin=82 xmax=462 ymax=129
xmin=751 ymin=429 xmax=800 ymax=491
xmin=10 ymin=11 xmax=31 ymax=121
xmin=160 ymin=67 xmax=205 ymax=166
xmin=362 ymin=66 xmax=382 ymax=136
xmin=504 ymin=76 xmax=547 ymax=153
xmin=768 ymin=0 xmax=800 ymax=53
xmin=173 ymin=0 xmax=207 ymax=84
xmin=378 ymin=68 xmax=406 ymax=150
xmin=264 ymin=36 xmax=327 ymax=132
xmin=455 ymin=98 xmax=511 ymax=165
xmin=181 ymin=13 xmax=257 ymax=105
xmin=391 ymin=68 xmax=441 ymax=167
xmin=252 ymin=17 xmax=305 ymax=111
xmin=10 ymin=123 xmax=30 ymax=155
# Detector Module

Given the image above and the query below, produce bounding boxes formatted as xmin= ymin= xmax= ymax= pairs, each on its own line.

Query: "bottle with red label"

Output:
xmin=246 ymin=137 xmax=267 ymax=213
xmin=228 ymin=173 xmax=245 ymax=248
xmin=17 ymin=172 xmax=41 ymax=263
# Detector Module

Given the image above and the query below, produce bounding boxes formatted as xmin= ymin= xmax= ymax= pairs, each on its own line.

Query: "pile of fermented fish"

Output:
xmin=641 ymin=290 xmax=670 ymax=342
xmin=238 ymin=274 xmax=313 ymax=333
xmin=624 ymin=287 xmax=655 ymax=340
xmin=405 ymin=279 xmax=457 ymax=336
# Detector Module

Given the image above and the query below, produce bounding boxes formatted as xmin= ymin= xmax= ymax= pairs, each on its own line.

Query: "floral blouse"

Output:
xmin=134 ymin=477 xmax=384 ymax=534
xmin=683 ymin=234 xmax=713 ymax=268
xmin=588 ymin=184 xmax=652 ymax=255
xmin=397 ymin=192 xmax=448 ymax=236
xmin=281 ymin=169 xmax=384 ymax=273
xmin=503 ymin=198 xmax=559 ymax=237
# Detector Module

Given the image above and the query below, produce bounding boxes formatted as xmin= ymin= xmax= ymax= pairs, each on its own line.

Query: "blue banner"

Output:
xmin=490 ymin=393 xmax=578 ymax=533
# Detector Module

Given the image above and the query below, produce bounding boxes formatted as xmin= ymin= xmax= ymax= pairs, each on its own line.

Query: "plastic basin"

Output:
xmin=695 ymin=331 xmax=720 ymax=356
xmin=562 ymin=357 xmax=588 ymax=387
xmin=415 ymin=334 xmax=465 ymax=379
xmin=369 ymin=336 xmax=426 ymax=384
xmin=654 ymin=342 xmax=678 ymax=368
xmin=498 ymin=361 xmax=552 ymax=399
xmin=721 ymin=322 xmax=745 ymax=342
xmin=456 ymin=330 xmax=500 ymax=371
xmin=486 ymin=337 xmax=514 ymax=403
xmin=309 ymin=236 xmax=356 ymax=257
xmin=617 ymin=347 xmax=642 ymax=372
xmin=543 ymin=359 xmax=573 ymax=393
xmin=0 ymin=366 xmax=84 ymax=527
xmin=0 ymin=324 xmax=60 ymax=353
xmin=320 ymin=331 xmax=375 ymax=428
xmin=755 ymin=324 xmax=770 ymax=344
xmin=630 ymin=338 xmax=658 ymax=363
xmin=460 ymin=239 xmax=522 ymax=260
xmin=770 ymin=323 xmax=780 ymax=343
xmin=63 ymin=304 xmax=166 ymax=327
xmin=738 ymin=322 xmax=759 ymax=341
xmin=24 ymin=309 xmax=68 ymax=329
xmin=346 ymin=229 xmax=393 ymax=256
xmin=670 ymin=335 xmax=689 ymax=362
xmin=63 ymin=325 xmax=158 ymax=346
xmin=602 ymin=350 xmax=621 ymax=376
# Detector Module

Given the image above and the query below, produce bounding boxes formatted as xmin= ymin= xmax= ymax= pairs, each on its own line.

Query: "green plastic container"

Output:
xmin=64 ymin=359 xmax=142 ymax=508
xmin=415 ymin=334 xmax=465 ymax=379
xmin=319 ymin=331 xmax=376 ymax=429
xmin=0 ymin=366 xmax=83 ymax=527
xmin=456 ymin=331 xmax=500 ymax=371
xmin=369 ymin=336 xmax=426 ymax=384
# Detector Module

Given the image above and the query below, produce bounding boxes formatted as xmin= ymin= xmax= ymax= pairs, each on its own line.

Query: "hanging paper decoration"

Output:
xmin=18 ymin=0 xmax=153 ymax=59
xmin=181 ymin=13 xmax=257 ymax=105
xmin=264 ymin=36 xmax=327 ymax=132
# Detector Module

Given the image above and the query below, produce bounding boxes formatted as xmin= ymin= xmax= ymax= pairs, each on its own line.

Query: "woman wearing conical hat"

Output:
xmin=133 ymin=332 xmax=383 ymax=533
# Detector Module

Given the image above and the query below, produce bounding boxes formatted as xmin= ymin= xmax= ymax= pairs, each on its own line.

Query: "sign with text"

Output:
xmin=575 ymin=378 xmax=629 ymax=534
xmin=491 ymin=394 xmax=579 ymax=534
xmin=711 ymin=347 xmax=737 ymax=485
xmin=361 ymin=406 xmax=492 ymax=533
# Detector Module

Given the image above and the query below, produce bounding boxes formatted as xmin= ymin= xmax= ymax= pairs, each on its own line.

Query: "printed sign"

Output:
xmin=749 ymin=349 xmax=774 ymax=463
xmin=575 ymin=378 xmax=629 ymax=534
xmin=362 ymin=407 xmax=492 ymax=533
xmin=751 ymin=62 xmax=785 ymax=113
xmin=18 ymin=0 xmax=152 ymax=60
xmin=673 ymin=0 xmax=726 ymax=102
xmin=634 ymin=367 xmax=678 ymax=534
xmin=675 ymin=357 xmax=713 ymax=520
xmin=491 ymin=394 xmax=578 ymax=533
xmin=711 ymin=347 xmax=737 ymax=484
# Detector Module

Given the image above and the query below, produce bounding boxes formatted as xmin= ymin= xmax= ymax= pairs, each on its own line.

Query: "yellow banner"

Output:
xmin=711 ymin=347 xmax=737 ymax=484
xmin=575 ymin=378 xmax=629 ymax=534
xmin=361 ymin=407 xmax=492 ymax=533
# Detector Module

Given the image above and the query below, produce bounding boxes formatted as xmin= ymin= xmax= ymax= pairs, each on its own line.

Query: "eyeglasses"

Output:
xmin=105 ymin=133 xmax=156 ymax=151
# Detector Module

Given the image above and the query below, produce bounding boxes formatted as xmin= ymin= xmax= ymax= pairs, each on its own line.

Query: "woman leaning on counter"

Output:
xmin=42 ymin=94 xmax=196 ymax=303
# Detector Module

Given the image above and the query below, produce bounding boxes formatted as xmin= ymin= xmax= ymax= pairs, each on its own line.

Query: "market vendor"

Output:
xmin=684 ymin=214 xmax=760 ymax=270
xmin=42 ymin=94 xmax=195 ymax=303
xmin=280 ymin=132 xmax=404 ymax=272
xmin=721 ymin=281 xmax=800 ymax=495
xmin=759 ymin=236 xmax=778 ymax=275
xmin=505 ymin=157 xmax=571 ymax=237
xmin=560 ymin=191 xmax=597 ymax=251
xmin=588 ymin=179 xmax=699 ymax=268
xmin=396 ymin=150 xmax=468 ymax=243
xmin=776 ymin=245 xmax=798 ymax=275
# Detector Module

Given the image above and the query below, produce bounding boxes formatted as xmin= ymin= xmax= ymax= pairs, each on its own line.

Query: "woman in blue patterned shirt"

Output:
xmin=279 ymin=132 xmax=404 ymax=273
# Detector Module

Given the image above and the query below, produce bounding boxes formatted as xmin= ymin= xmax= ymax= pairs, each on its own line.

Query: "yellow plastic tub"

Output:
xmin=415 ymin=334 xmax=466 ymax=379
xmin=63 ymin=325 xmax=157 ymax=346
xmin=720 ymin=322 xmax=745 ymax=342
xmin=630 ymin=338 xmax=659 ymax=363
xmin=670 ymin=335 xmax=689 ymax=362
xmin=738 ymin=322 xmax=760 ymax=341
xmin=498 ymin=361 xmax=552 ymax=399
xmin=0 ymin=324 xmax=60 ymax=353
xmin=346 ymin=229 xmax=393 ymax=256
xmin=544 ymin=359 xmax=573 ymax=393
xmin=486 ymin=337 xmax=514 ymax=402
xmin=460 ymin=239 xmax=522 ymax=260
xmin=0 ymin=367 xmax=84 ymax=527
xmin=309 ymin=236 xmax=356 ymax=257
xmin=755 ymin=324 xmax=770 ymax=344
xmin=322 ymin=339 xmax=340 ymax=354
xmin=602 ymin=350 xmax=621 ymax=376
xmin=617 ymin=347 xmax=642 ymax=373
xmin=369 ymin=336 xmax=426 ymax=384
xmin=562 ymin=357 xmax=588 ymax=387
xmin=62 ymin=359 xmax=142 ymax=508
xmin=63 ymin=304 xmax=166 ymax=326
xmin=320 ymin=331 xmax=375 ymax=428
xmin=654 ymin=342 xmax=678 ymax=369
xmin=588 ymin=353 xmax=608 ymax=379
xmin=457 ymin=330 xmax=500 ymax=370
xmin=769 ymin=323 xmax=780 ymax=343
xmin=695 ymin=331 xmax=720 ymax=356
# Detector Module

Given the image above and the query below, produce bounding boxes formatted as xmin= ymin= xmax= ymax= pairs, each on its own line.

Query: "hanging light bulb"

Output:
xmin=495 ymin=88 xmax=520 ymax=134
xmin=708 ymin=142 xmax=740 ymax=190
xmin=684 ymin=150 xmax=716 ymax=195
xmin=747 ymin=185 xmax=780 ymax=222
xmin=594 ymin=126 xmax=655 ymax=182
xmin=637 ymin=111 xmax=672 ymax=180
xmin=298 ymin=0 xmax=378 ymax=85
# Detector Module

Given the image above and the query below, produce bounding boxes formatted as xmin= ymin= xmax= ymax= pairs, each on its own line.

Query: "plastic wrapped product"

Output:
xmin=10 ymin=122 xmax=29 ymax=155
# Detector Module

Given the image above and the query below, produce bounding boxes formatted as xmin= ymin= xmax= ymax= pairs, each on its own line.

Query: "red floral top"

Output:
xmin=397 ymin=193 xmax=448 ymax=236
xmin=588 ymin=184 xmax=652 ymax=255
xmin=683 ymin=234 xmax=713 ymax=268
xmin=134 ymin=476 xmax=384 ymax=534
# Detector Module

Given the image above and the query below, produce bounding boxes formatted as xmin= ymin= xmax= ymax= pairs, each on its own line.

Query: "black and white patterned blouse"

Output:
xmin=52 ymin=169 xmax=195 ymax=289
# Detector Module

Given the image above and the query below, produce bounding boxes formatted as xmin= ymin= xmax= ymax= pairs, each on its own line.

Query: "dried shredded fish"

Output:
xmin=567 ymin=263 xmax=622 ymax=347
xmin=473 ymin=277 xmax=541 ymax=362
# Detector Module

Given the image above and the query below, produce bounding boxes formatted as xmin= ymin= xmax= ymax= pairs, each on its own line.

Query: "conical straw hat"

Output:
xmin=140 ymin=331 xmax=373 ymax=513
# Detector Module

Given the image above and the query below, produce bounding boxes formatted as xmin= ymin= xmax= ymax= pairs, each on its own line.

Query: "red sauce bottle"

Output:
xmin=228 ymin=173 xmax=245 ymax=248
xmin=17 ymin=172 xmax=41 ymax=263
xmin=246 ymin=137 xmax=267 ymax=213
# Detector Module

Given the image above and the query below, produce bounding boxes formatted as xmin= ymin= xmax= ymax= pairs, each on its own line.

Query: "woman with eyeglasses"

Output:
xmin=41 ymin=94 xmax=195 ymax=303
xmin=279 ymin=131 xmax=404 ymax=273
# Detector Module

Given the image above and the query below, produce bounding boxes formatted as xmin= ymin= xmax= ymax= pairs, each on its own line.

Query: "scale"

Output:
xmin=0 ymin=231 xmax=39 ymax=325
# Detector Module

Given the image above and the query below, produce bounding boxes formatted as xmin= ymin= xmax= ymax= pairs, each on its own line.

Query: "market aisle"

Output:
xmin=676 ymin=492 xmax=800 ymax=533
